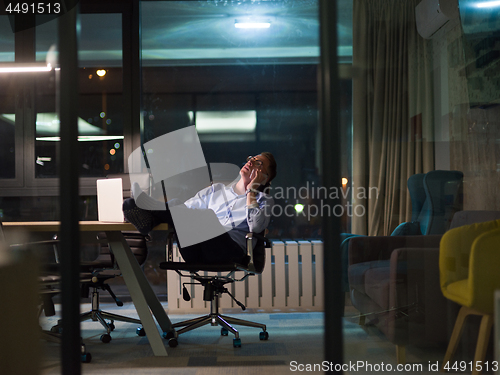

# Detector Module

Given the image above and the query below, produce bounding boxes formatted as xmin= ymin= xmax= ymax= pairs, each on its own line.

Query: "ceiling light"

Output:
xmin=475 ymin=0 xmax=500 ymax=7
xmin=192 ymin=111 xmax=256 ymax=133
xmin=0 ymin=63 xmax=53 ymax=73
xmin=36 ymin=135 xmax=125 ymax=142
xmin=234 ymin=20 xmax=271 ymax=29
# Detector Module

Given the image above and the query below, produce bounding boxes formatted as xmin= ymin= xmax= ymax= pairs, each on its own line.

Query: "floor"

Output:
xmin=33 ymin=298 xmax=470 ymax=375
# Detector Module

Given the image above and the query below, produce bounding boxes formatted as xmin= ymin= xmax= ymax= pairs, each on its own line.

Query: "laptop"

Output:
xmin=96 ymin=178 xmax=125 ymax=222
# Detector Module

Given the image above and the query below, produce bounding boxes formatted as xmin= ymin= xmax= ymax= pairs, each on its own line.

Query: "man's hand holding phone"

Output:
xmin=249 ymin=169 xmax=269 ymax=190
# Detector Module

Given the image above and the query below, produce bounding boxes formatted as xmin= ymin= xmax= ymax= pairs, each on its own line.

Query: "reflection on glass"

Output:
xmin=344 ymin=0 xmax=500 ymax=371
xmin=0 ymin=112 xmax=15 ymax=179
xmin=0 ymin=16 xmax=15 ymax=63
xmin=32 ymin=113 xmax=123 ymax=142
xmin=0 ymin=17 xmax=16 ymax=179
xmin=458 ymin=0 xmax=500 ymax=106
xmin=142 ymin=1 xmax=326 ymax=240
xmin=141 ymin=0 xmax=319 ymax=65
xmin=34 ymin=13 xmax=124 ymax=178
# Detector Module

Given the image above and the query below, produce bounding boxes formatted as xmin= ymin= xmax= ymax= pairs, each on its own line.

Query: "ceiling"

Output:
xmin=1 ymin=0 xmax=353 ymax=66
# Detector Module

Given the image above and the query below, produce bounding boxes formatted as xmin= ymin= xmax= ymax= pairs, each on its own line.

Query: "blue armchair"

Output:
xmin=393 ymin=170 xmax=463 ymax=235
xmin=342 ymin=170 xmax=463 ymax=317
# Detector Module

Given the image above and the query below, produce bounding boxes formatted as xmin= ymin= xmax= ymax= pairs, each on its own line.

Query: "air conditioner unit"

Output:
xmin=416 ymin=0 xmax=459 ymax=39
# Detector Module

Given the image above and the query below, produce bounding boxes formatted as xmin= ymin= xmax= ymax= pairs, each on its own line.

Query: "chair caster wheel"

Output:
xmin=108 ymin=322 xmax=115 ymax=331
xmin=168 ymin=338 xmax=178 ymax=348
xmin=163 ymin=330 xmax=175 ymax=340
xmin=233 ymin=338 xmax=241 ymax=348
xmin=81 ymin=352 xmax=92 ymax=363
xmin=221 ymin=327 xmax=229 ymax=336
xmin=100 ymin=334 xmax=112 ymax=343
xmin=136 ymin=327 xmax=145 ymax=336
xmin=259 ymin=331 xmax=269 ymax=340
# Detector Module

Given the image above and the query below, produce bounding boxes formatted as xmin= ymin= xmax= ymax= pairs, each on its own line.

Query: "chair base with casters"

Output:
xmin=49 ymin=231 xmax=149 ymax=342
xmin=160 ymin=232 xmax=271 ymax=348
xmin=50 ymin=272 xmax=146 ymax=343
xmin=166 ymin=271 xmax=268 ymax=348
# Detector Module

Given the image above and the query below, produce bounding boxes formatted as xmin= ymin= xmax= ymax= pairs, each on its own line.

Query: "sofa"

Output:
xmin=347 ymin=211 xmax=500 ymax=364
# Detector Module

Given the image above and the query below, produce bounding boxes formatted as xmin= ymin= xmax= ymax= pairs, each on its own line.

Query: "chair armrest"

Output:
xmin=348 ymin=235 xmax=442 ymax=266
xmin=245 ymin=232 xmax=271 ymax=248
xmin=9 ymin=239 xmax=59 ymax=249
xmin=389 ymin=246 xmax=441 ymax=303
xmin=245 ymin=232 xmax=270 ymax=273
xmin=439 ymin=220 xmax=500 ymax=292
xmin=166 ymin=230 xmax=175 ymax=262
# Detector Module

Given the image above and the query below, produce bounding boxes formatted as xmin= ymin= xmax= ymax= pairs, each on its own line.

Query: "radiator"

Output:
xmin=166 ymin=240 xmax=324 ymax=313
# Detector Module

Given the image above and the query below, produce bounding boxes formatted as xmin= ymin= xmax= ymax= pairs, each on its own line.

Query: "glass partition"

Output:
xmin=0 ymin=16 xmax=17 ymax=181
xmin=141 ymin=0 xmax=326 ymax=239
xmin=34 ymin=13 xmax=124 ymax=179
xmin=0 ymin=74 xmax=16 ymax=180
xmin=343 ymin=0 xmax=500 ymax=372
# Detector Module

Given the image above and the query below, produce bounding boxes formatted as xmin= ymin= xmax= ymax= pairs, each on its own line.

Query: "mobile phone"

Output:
xmin=250 ymin=169 xmax=269 ymax=185
xmin=261 ymin=173 xmax=269 ymax=186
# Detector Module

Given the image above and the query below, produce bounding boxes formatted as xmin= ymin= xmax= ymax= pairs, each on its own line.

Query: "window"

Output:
xmin=141 ymin=0 xmax=328 ymax=239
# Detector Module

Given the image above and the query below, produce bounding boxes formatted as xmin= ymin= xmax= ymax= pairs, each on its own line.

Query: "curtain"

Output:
xmin=351 ymin=0 xmax=435 ymax=236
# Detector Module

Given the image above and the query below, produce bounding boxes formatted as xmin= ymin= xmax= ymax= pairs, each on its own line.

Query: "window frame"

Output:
xmin=0 ymin=1 xmax=139 ymax=197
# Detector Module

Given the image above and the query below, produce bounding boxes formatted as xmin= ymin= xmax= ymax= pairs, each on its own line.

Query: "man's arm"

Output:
xmin=246 ymin=195 xmax=273 ymax=233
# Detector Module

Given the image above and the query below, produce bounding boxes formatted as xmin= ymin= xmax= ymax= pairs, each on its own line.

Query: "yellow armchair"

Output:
xmin=439 ymin=219 xmax=500 ymax=374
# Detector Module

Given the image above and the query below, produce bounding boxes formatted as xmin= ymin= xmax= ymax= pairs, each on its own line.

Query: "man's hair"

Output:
xmin=261 ymin=151 xmax=277 ymax=184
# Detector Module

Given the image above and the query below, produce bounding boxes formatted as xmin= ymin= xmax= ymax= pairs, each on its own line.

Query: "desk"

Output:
xmin=3 ymin=221 xmax=174 ymax=356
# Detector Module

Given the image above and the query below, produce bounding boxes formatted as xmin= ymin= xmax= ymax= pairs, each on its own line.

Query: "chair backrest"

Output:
xmin=423 ymin=170 xmax=463 ymax=234
xmin=408 ymin=170 xmax=463 ymax=235
xmin=407 ymin=173 xmax=426 ymax=222
xmin=449 ymin=210 xmax=500 ymax=230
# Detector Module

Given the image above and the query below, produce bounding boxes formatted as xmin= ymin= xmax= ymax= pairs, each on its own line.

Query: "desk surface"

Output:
xmin=3 ymin=221 xmax=169 ymax=232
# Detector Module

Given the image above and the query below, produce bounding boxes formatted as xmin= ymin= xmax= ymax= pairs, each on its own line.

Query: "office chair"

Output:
xmin=160 ymin=231 xmax=271 ymax=348
xmin=50 ymin=231 xmax=149 ymax=343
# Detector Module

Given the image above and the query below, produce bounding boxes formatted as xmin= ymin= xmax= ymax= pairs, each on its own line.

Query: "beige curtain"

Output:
xmin=352 ymin=0 xmax=434 ymax=236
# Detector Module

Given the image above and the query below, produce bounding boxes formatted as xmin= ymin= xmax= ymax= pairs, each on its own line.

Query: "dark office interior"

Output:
xmin=1 ymin=0 xmax=500 ymax=374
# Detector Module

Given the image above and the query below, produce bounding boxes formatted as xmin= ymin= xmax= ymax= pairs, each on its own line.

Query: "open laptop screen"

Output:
xmin=96 ymin=178 xmax=125 ymax=222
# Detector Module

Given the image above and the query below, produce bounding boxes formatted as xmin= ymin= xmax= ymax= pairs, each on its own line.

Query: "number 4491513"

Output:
xmin=443 ymin=361 xmax=499 ymax=372
xmin=5 ymin=2 xmax=61 ymax=14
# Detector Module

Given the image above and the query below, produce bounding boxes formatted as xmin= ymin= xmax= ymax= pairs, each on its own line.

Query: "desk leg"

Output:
xmin=106 ymin=231 xmax=170 ymax=356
